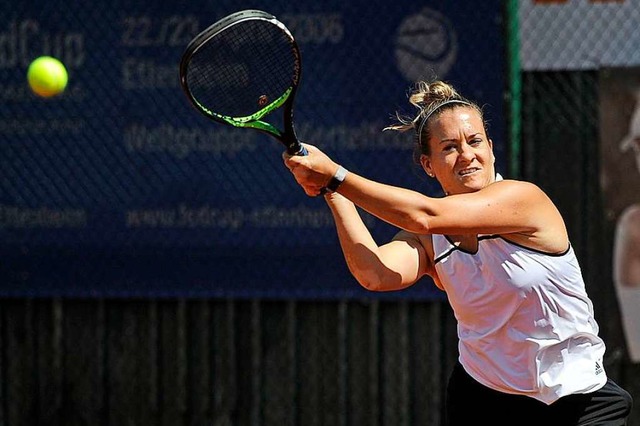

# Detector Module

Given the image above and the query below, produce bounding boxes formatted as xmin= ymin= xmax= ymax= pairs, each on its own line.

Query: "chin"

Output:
xmin=446 ymin=184 xmax=481 ymax=195
xmin=461 ymin=184 xmax=484 ymax=194
xmin=457 ymin=175 xmax=487 ymax=192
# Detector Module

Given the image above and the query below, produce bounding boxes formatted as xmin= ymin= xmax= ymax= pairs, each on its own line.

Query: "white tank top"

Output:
xmin=432 ymin=234 xmax=607 ymax=404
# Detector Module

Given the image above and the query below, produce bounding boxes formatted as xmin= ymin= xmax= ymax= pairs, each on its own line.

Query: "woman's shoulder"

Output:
xmin=491 ymin=177 xmax=541 ymax=189
xmin=483 ymin=178 xmax=549 ymax=201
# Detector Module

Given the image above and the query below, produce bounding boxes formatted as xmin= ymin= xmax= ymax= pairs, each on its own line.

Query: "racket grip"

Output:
xmin=291 ymin=144 xmax=308 ymax=156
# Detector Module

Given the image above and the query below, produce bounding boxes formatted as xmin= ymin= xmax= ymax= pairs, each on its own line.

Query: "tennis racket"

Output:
xmin=179 ymin=10 xmax=307 ymax=156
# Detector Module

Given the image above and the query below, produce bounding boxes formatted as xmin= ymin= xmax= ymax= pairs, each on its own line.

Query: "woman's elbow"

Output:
xmin=351 ymin=269 xmax=403 ymax=292
xmin=347 ymin=266 xmax=381 ymax=291
xmin=357 ymin=277 xmax=384 ymax=291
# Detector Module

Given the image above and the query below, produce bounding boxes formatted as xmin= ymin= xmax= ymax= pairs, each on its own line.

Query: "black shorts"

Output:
xmin=446 ymin=361 xmax=633 ymax=426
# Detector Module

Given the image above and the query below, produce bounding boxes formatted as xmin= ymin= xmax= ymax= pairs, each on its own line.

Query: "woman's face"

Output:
xmin=420 ymin=107 xmax=495 ymax=195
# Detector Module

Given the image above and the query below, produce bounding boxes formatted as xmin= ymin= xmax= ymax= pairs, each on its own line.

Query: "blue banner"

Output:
xmin=0 ymin=0 xmax=506 ymax=298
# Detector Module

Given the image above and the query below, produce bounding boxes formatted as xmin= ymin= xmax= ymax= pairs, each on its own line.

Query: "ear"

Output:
xmin=487 ymin=139 xmax=496 ymax=165
xmin=420 ymin=154 xmax=435 ymax=178
xmin=489 ymin=139 xmax=496 ymax=164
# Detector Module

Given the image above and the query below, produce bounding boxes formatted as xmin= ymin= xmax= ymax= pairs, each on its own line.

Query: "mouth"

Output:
xmin=458 ymin=167 xmax=480 ymax=177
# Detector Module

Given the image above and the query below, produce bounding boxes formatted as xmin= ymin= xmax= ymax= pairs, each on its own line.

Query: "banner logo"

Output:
xmin=394 ymin=7 xmax=457 ymax=82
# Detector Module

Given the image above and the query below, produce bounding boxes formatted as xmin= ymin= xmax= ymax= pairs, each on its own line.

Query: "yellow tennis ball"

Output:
xmin=27 ymin=56 xmax=68 ymax=98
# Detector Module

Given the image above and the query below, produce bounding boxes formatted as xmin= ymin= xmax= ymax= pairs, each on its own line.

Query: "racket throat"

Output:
xmin=282 ymin=106 xmax=303 ymax=155
xmin=283 ymin=133 xmax=303 ymax=155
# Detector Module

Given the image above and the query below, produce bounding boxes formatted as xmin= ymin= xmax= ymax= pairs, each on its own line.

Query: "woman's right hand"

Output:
xmin=282 ymin=143 xmax=340 ymax=196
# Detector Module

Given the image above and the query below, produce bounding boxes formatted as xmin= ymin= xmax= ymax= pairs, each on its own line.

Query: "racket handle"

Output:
xmin=289 ymin=144 xmax=308 ymax=156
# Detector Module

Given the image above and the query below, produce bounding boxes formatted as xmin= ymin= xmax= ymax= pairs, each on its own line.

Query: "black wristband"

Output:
xmin=325 ymin=165 xmax=348 ymax=193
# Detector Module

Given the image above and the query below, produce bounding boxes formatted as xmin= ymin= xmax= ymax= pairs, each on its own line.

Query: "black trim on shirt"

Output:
xmin=433 ymin=234 xmax=571 ymax=265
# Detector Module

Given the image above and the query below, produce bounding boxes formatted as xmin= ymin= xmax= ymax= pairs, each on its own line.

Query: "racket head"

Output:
xmin=180 ymin=10 xmax=304 ymax=154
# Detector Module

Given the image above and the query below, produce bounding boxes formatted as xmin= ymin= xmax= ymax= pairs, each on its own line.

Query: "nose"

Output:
xmin=458 ymin=143 xmax=475 ymax=163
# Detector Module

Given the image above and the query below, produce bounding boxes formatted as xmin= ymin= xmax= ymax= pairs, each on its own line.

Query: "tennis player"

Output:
xmin=283 ymin=80 xmax=633 ymax=425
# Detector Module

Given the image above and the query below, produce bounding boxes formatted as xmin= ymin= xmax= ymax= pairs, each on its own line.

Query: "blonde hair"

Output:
xmin=385 ymin=80 xmax=484 ymax=158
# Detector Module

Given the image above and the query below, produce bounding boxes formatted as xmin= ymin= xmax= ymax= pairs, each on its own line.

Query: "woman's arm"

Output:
xmin=325 ymin=193 xmax=432 ymax=291
xmin=284 ymin=144 xmax=567 ymax=251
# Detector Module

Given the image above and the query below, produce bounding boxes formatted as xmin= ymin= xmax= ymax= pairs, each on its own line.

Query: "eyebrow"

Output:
xmin=439 ymin=133 xmax=483 ymax=144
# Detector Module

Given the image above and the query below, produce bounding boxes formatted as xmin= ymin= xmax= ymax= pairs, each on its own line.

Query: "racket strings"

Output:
xmin=187 ymin=20 xmax=298 ymax=118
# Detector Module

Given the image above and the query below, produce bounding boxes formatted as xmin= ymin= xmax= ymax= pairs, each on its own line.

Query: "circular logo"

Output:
xmin=394 ymin=8 xmax=458 ymax=82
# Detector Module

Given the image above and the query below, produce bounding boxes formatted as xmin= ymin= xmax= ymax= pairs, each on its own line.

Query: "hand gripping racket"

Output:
xmin=179 ymin=10 xmax=307 ymax=156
